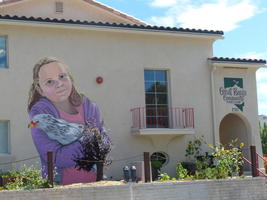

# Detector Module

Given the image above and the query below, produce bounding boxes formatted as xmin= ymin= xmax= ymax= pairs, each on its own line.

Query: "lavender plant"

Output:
xmin=74 ymin=120 xmax=112 ymax=181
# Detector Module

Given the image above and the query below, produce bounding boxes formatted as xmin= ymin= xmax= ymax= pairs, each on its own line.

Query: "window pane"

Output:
xmin=146 ymin=93 xmax=156 ymax=105
xmin=144 ymin=70 xmax=154 ymax=81
xmin=145 ymin=82 xmax=155 ymax=93
xmin=157 ymin=117 xmax=169 ymax=128
xmin=146 ymin=117 xmax=157 ymax=128
xmin=157 ymin=106 xmax=168 ymax=116
xmin=155 ymin=70 xmax=167 ymax=82
xmin=155 ymin=82 xmax=167 ymax=93
xmin=144 ymin=70 xmax=169 ymax=128
xmin=146 ymin=106 xmax=156 ymax=116
xmin=156 ymin=94 xmax=168 ymax=104
xmin=0 ymin=37 xmax=7 ymax=68
xmin=0 ymin=121 xmax=9 ymax=153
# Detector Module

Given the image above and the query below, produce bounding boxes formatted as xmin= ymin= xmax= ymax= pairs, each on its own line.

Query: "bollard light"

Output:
xmin=130 ymin=165 xmax=137 ymax=182
xmin=123 ymin=166 xmax=130 ymax=182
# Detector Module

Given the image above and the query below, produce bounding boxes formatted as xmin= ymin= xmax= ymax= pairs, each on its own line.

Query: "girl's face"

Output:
xmin=38 ymin=62 xmax=72 ymax=103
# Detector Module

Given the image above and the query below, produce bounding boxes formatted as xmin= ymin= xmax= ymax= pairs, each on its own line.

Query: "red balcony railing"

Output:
xmin=130 ymin=107 xmax=194 ymax=129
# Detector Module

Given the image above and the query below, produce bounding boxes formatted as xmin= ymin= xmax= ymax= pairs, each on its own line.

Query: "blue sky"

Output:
xmin=96 ymin=0 xmax=267 ymax=115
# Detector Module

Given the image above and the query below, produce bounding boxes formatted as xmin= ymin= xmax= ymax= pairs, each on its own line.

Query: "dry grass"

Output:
xmin=55 ymin=180 xmax=126 ymax=188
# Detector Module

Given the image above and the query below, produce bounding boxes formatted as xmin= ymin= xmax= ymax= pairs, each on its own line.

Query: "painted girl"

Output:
xmin=27 ymin=57 xmax=111 ymax=185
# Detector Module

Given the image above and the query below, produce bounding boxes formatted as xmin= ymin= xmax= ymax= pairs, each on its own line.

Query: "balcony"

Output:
xmin=130 ymin=107 xmax=195 ymax=135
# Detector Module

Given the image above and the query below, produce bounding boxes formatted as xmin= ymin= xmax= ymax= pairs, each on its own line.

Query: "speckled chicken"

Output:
xmin=29 ymin=114 xmax=86 ymax=145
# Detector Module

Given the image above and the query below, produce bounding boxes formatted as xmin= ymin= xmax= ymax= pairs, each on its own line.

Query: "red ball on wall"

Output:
xmin=96 ymin=76 xmax=103 ymax=84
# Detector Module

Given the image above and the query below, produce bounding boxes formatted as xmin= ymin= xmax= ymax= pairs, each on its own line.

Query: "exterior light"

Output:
xmin=96 ymin=76 xmax=103 ymax=84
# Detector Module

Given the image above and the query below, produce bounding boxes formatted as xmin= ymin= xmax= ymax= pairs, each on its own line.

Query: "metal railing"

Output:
xmin=130 ymin=107 xmax=194 ymax=129
xmin=242 ymin=146 xmax=267 ymax=178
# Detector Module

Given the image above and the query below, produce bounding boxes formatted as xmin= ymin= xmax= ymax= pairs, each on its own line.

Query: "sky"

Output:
xmin=94 ymin=0 xmax=267 ymax=115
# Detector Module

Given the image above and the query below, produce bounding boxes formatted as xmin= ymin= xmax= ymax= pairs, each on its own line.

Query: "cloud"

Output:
xmin=235 ymin=51 xmax=267 ymax=81
xmin=150 ymin=0 xmax=178 ymax=8
xmin=236 ymin=51 xmax=267 ymax=60
xmin=234 ymin=51 xmax=267 ymax=114
xmin=149 ymin=0 xmax=260 ymax=32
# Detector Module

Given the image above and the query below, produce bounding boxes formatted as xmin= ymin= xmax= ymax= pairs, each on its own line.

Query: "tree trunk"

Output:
xmin=96 ymin=162 xmax=104 ymax=181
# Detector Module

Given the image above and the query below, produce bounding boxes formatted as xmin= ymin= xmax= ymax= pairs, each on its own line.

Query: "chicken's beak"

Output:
xmin=28 ymin=121 xmax=38 ymax=128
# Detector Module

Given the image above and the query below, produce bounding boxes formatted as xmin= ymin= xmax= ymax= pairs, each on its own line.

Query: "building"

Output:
xmin=0 ymin=0 xmax=266 ymax=179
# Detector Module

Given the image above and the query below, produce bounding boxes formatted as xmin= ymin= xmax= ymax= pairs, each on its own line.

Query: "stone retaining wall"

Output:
xmin=0 ymin=177 xmax=266 ymax=200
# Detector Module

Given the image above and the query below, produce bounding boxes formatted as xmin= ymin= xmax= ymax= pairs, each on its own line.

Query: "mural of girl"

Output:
xmin=27 ymin=57 xmax=111 ymax=185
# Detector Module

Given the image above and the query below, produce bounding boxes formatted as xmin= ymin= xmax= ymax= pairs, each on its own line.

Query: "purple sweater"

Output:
xmin=29 ymin=96 xmax=109 ymax=179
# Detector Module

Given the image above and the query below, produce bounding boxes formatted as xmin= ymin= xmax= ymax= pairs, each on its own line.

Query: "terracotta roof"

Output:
xmin=0 ymin=14 xmax=224 ymax=36
xmin=0 ymin=0 xmax=147 ymax=25
xmin=0 ymin=0 xmax=23 ymax=6
xmin=209 ymin=57 xmax=266 ymax=64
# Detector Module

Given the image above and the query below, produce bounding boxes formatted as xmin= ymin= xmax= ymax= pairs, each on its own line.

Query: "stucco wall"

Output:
xmin=0 ymin=23 xmax=218 ymax=178
xmin=213 ymin=67 xmax=262 ymax=155
xmin=0 ymin=178 xmax=266 ymax=200
xmin=0 ymin=21 xmax=263 ymax=179
xmin=0 ymin=0 xmax=134 ymax=24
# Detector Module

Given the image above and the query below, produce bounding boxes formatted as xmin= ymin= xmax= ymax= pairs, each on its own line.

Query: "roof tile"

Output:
xmin=0 ymin=14 xmax=224 ymax=36
xmin=209 ymin=57 xmax=266 ymax=64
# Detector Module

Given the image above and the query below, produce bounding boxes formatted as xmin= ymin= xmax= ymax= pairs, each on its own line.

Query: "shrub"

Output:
xmin=185 ymin=136 xmax=204 ymax=161
xmin=176 ymin=163 xmax=188 ymax=179
xmin=158 ymin=173 xmax=171 ymax=181
xmin=193 ymin=140 xmax=244 ymax=179
xmin=181 ymin=162 xmax=196 ymax=175
xmin=5 ymin=166 xmax=50 ymax=190
xmin=210 ymin=140 xmax=243 ymax=178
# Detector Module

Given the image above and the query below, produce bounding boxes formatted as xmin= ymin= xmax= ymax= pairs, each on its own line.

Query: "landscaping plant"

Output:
xmin=4 ymin=166 xmax=50 ymax=190
xmin=176 ymin=163 xmax=188 ymax=179
xmin=185 ymin=136 xmax=204 ymax=161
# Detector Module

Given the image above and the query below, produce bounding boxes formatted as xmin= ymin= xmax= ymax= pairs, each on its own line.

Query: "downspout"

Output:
xmin=210 ymin=62 xmax=217 ymax=146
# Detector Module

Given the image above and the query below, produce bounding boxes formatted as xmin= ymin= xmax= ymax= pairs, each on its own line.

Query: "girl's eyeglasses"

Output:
xmin=40 ymin=73 xmax=69 ymax=88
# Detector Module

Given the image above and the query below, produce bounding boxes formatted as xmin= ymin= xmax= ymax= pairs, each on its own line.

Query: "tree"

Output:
xmin=260 ymin=123 xmax=267 ymax=154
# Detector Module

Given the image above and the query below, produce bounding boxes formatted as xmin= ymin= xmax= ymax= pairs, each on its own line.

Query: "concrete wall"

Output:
xmin=0 ymin=178 xmax=266 ymax=200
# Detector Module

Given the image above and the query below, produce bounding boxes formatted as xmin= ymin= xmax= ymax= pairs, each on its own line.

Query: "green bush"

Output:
xmin=260 ymin=123 xmax=267 ymax=154
xmin=151 ymin=160 xmax=163 ymax=169
xmin=5 ymin=166 xmax=50 ymax=190
xmin=185 ymin=136 xmax=204 ymax=161
xmin=0 ymin=170 xmax=21 ymax=178
xmin=176 ymin=163 xmax=188 ymax=179
xmin=158 ymin=173 xmax=171 ymax=181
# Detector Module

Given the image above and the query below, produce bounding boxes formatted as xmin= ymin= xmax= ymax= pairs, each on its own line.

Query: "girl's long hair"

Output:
xmin=27 ymin=57 xmax=82 ymax=112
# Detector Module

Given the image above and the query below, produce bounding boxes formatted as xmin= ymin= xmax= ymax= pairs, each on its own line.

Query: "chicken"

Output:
xmin=28 ymin=114 xmax=85 ymax=145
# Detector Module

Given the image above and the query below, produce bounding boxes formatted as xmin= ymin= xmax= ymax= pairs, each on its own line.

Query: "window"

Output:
xmin=144 ymin=70 xmax=169 ymax=128
xmin=0 ymin=121 xmax=9 ymax=154
xmin=55 ymin=2 xmax=63 ymax=13
xmin=151 ymin=152 xmax=169 ymax=166
xmin=0 ymin=36 xmax=7 ymax=68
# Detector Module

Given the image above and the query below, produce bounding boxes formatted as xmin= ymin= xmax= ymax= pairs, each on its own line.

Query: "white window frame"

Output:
xmin=144 ymin=69 xmax=171 ymax=128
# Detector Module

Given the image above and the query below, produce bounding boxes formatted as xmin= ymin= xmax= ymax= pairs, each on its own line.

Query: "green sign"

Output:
xmin=219 ymin=78 xmax=247 ymax=111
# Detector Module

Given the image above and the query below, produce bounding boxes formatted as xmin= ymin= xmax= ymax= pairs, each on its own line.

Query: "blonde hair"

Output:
xmin=27 ymin=57 xmax=83 ymax=112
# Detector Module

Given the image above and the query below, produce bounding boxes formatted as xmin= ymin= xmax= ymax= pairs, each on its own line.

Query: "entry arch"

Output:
xmin=219 ymin=113 xmax=251 ymax=147
xmin=219 ymin=113 xmax=251 ymax=170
